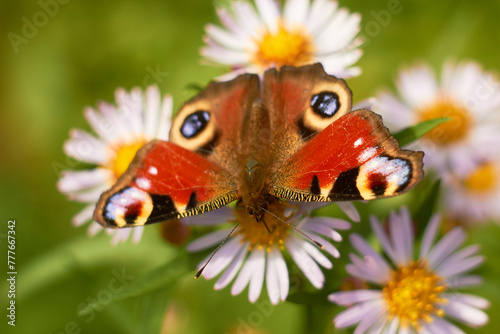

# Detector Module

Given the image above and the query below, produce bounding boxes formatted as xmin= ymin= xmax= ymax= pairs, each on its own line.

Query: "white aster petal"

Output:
xmin=287 ymin=235 xmax=324 ymax=288
xmin=248 ymin=248 xmax=266 ymax=303
xmin=201 ymin=236 xmax=245 ymax=279
xmin=215 ymin=243 xmax=250 ymax=290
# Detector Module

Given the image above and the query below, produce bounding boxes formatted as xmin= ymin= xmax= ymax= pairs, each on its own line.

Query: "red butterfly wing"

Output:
xmin=94 ymin=140 xmax=239 ymax=228
xmin=270 ymin=110 xmax=424 ymax=201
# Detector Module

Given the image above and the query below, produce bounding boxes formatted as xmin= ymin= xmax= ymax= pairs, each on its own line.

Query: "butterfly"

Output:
xmin=94 ymin=63 xmax=424 ymax=231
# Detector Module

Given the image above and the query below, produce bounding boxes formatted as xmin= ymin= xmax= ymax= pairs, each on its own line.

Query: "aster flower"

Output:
xmin=329 ymin=207 xmax=489 ymax=333
xmin=186 ymin=201 xmax=357 ymax=304
xmin=58 ymin=86 xmax=173 ymax=244
xmin=374 ymin=60 xmax=500 ymax=176
xmin=442 ymin=158 xmax=500 ymax=224
xmin=202 ymin=0 xmax=363 ymax=80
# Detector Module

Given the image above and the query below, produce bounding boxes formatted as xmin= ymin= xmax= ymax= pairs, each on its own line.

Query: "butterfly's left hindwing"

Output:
xmin=94 ymin=140 xmax=239 ymax=228
xmin=270 ymin=109 xmax=423 ymax=201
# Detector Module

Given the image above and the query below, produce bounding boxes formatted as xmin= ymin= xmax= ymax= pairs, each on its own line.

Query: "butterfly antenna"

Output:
xmin=194 ymin=213 xmax=247 ymax=279
xmin=261 ymin=217 xmax=274 ymax=234
xmin=262 ymin=208 xmax=324 ymax=250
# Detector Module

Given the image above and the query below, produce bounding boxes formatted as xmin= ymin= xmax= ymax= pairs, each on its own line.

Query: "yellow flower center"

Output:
xmin=464 ymin=162 xmax=498 ymax=194
xmin=383 ymin=260 xmax=447 ymax=329
xmin=108 ymin=140 xmax=147 ymax=180
xmin=254 ymin=22 xmax=314 ymax=69
xmin=417 ymin=97 xmax=472 ymax=145
xmin=236 ymin=201 xmax=290 ymax=251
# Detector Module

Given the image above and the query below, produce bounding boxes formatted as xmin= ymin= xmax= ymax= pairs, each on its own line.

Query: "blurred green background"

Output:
xmin=1 ymin=0 xmax=500 ymax=333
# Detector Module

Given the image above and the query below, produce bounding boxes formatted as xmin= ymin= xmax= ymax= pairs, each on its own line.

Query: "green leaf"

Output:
xmin=393 ymin=117 xmax=450 ymax=146
xmin=413 ymin=179 xmax=442 ymax=227
xmin=78 ymin=253 xmax=189 ymax=316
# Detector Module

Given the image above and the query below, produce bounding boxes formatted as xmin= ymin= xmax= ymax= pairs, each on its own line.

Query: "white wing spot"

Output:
xmin=354 ymin=138 xmax=363 ymax=148
xmin=148 ymin=166 xmax=158 ymax=175
xmin=136 ymin=177 xmax=151 ymax=190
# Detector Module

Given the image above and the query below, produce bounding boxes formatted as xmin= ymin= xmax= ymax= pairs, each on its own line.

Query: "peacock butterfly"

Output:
xmin=93 ymin=64 xmax=423 ymax=232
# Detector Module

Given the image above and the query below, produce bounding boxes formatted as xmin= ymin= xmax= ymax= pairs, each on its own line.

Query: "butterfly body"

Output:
xmin=94 ymin=64 xmax=424 ymax=228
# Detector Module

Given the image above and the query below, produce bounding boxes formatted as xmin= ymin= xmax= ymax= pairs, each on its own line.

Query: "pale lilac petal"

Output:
xmin=186 ymin=228 xmax=233 ymax=252
xmin=302 ymin=221 xmax=342 ymax=242
xmin=353 ymin=302 xmax=385 ymax=334
xmin=308 ymin=233 xmax=339 ymax=258
xmin=353 ymin=97 xmax=376 ymax=111
xmin=68 ymin=184 xmax=108 ymax=202
xmin=446 ymin=293 xmax=490 ymax=309
xmin=336 ymin=201 xmax=360 ymax=222
xmin=131 ymin=226 xmax=144 ymax=243
xmin=182 ymin=206 xmax=235 ymax=226
xmin=424 ymin=317 xmax=464 ymax=334
xmin=419 ymin=213 xmax=441 ymax=258
xmin=110 ymin=229 xmax=132 ymax=246
xmin=438 ymin=256 xmax=484 ymax=278
xmin=217 ymin=9 xmax=246 ymax=40
xmin=328 ymin=290 xmax=382 ymax=305
xmin=389 ymin=210 xmax=411 ymax=265
xmin=399 ymin=207 xmax=414 ymax=261
xmin=87 ymin=221 xmax=103 ymax=236
xmin=434 ymin=245 xmax=480 ymax=275
xmin=385 ymin=317 xmax=399 ymax=334
xmin=448 ymin=275 xmax=482 ymax=288
xmin=64 ymin=129 xmax=108 ymax=164
xmin=427 ymin=227 xmax=466 ymax=268
xmin=58 ymin=168 xmax=112 ymax=193
xmin=442 ymin=300 xmax=489 ymax=327
xmin=346 ymin=254 xmax=388 ymax=284
xmin=305 ymin=216 xmax=351 ymax=230
xmin=349 ymin=234 xmax=391 ymax=275
xmin=369 ymin=215 xmax=398 ymax=264
xmin=71 ymin=204 xmax=95 ymax=227
xmin=248 ymin=248 xmax=266 ymax=303
xmin=334 ymin=299 xmax=383 ymax=328
xmin=215 ymin=243 xmax=250 ymax=290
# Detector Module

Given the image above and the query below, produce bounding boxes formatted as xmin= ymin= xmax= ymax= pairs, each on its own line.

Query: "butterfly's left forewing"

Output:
xmin=94 ymin=140 xmax=239 ymax=228
xmin=270 ymin=109 xmax=423 ymax=202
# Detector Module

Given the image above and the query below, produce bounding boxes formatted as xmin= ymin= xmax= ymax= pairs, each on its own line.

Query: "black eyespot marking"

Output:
xmin=180 ymin=110 xmax=210 ymax=138
xmin=311 ymin=92 xmax=340 ymax=118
